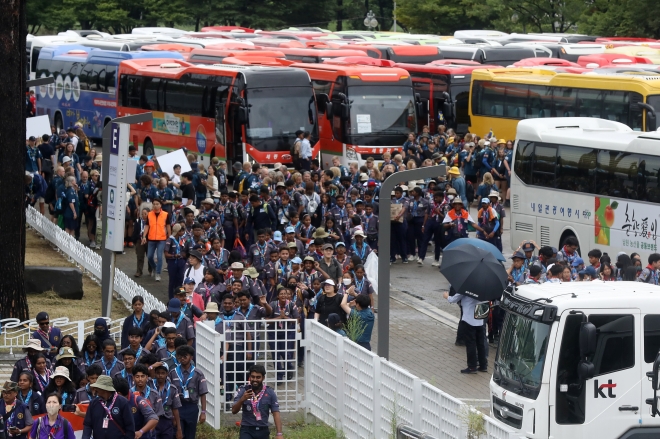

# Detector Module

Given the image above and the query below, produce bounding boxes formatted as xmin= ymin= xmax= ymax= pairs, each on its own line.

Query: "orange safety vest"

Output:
xmin=147 ymin=210 xmax=168 ymax=241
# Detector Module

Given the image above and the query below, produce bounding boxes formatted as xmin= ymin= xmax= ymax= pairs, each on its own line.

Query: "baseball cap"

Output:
xmin=36 ymin=312 xmax=49 ymax=322
xmin=521 ymin=242 xmax=535 ymax=252
xmin=285 ymin=226 xmax=295 ymax=234
xmin=145 ymin=161 xmax=155 ymax=167
xmin=510 ymin=251 xmax=526 ymax=260
xmin=335 ymin=242 xmax=346 ymax=248
xmin=167 ymin=298 xmax=181 ymax=313
xmin=580 ymin=266 xmax=598 ymax=278
xmin=571 ymin=257 xmax=585 ymax=267
xmin=291 ymin=257 xmax=302 ymax=264
xmin=322 ymin=243 xmax=334 ymax=251
xmin=273 ymin=231 xmax=283 ymax=242
xmin=183 ymin=277 xmax=196 ymax=284
xmin=480 ymin=197 xmax=490 ymax=204
xmin=28 ymin=136 xmax=36 ymax=141
xmin=62 ymin=156 xmax=72 ymax=164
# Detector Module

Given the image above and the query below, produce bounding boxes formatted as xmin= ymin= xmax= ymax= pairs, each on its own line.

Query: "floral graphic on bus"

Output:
xmin=594 ymin=197 xmax=618 ymax=245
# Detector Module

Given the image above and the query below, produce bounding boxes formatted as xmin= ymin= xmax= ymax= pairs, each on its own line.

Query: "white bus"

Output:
xmin=511 ymin=117 xmax=660 ymax=257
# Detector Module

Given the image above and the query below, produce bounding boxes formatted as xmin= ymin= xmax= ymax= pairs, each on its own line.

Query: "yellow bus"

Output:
xmin=468 ymin=68 xmax=660 ymax=141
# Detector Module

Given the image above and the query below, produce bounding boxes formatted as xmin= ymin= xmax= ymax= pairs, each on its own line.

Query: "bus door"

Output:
xmin=550 ymin=309 xmax=641 ymax=439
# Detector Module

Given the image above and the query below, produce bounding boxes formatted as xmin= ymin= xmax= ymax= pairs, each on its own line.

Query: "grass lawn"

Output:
xmin=196 ymin=421 xmax=341 ymax=439
xmin=25 ymin=230 xmax=128 ymax=320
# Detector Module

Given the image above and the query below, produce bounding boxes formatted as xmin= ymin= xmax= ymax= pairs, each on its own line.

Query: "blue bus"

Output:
xmin=36 ymin=46 xmax=184 ymax=140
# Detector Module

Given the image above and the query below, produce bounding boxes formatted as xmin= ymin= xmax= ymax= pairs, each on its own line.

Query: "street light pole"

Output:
xmin=377 ymin=165 xmax=447 ymax=360
xmin=101 ymin=113 xmax=153 ymax=317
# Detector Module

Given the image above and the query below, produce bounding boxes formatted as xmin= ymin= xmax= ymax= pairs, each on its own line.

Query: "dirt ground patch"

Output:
xmin=25 ymin=230 xmax=129 ymax=320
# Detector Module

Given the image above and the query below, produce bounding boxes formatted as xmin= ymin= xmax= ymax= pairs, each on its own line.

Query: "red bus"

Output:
xmin=117 ymin=58 xmax=319 ymax=167
xmin=576 ymin=53 xmax=653 ymax=67
xmin=394 ymin=63 xmax=499 ymax=134
xmin=343 ymin=44 xmax=443 ymax=64
xmin=290 ymin=63 xmax=419 ymax=167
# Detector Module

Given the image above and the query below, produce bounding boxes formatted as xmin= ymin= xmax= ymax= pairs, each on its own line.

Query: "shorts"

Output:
xmin=36 ymin=197 xmax=45 ymax=204
xmin=64 ymin=217 xmax=77 ymax=230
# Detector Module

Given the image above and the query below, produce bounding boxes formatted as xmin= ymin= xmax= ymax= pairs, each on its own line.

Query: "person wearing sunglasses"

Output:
xmin=32 ymin=312 xmax=62 ymax=362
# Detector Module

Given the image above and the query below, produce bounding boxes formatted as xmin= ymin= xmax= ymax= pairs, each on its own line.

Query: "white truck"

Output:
xmin=490 ymin=281 xmax=660 ymax=438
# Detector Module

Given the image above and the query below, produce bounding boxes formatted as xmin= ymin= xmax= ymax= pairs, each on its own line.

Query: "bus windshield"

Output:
xmin=495 ymin=312 xmax=551 ymax=394
xmin=245 ymin=86 xmax=317 ymax=151
xmin=345 ymin=84 xmax=416 ymax=145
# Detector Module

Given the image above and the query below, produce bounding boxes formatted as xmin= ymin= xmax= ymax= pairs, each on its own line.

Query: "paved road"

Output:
xmin=74 ymin=204 xmax=512 ymax=402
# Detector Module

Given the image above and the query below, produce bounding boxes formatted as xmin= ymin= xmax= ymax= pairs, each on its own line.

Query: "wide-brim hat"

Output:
xmin=56 ymin=347 xmax=76 ymax=361
xmin=452 ymin=197 xmax=464 ymax=205
xmin=52 ymin=366 xmax=71 ymax=381
xmin=202 ymin=198 xmax=214 ymax=205
xmin=188 ymin=249 xmax=203 ymax=260
xmin=91 ymin=375 xmax=115 ymax=392
xmin=23 ymin=339 xmax=46 ymax=352
xmin=231 ymin=262 xmax=244 ymax=270
xmin=204 ymin=302 xmax=220 ymax=314
xmin=313 ymin=228 xmax=330 ymax=238
xmin=183 ymin=206 xmax=198 ymax=217
xmin=1 ymin=381 xmax=18 ymax=393
xmin=245 ymin=267 xmax=259 ymax=279
xmin=353 ymin=230 xmax=366 ymax=238
xmin=448 ymin=167 xmax=460 ymax=175
xmin=94 ymin=155 xmax=103 ymax=162
xmin=488 ymin=190 xmax=500 ymax=198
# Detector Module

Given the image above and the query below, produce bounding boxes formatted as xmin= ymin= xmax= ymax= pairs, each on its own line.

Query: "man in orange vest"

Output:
xmin=142 ymin=198 xmax=172 ymax=282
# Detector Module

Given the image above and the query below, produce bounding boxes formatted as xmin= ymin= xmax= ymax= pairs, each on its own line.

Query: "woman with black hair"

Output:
xmin=194 ymin=266 xmax=225 ymax=306
xmin=616 ymin=253 xmax=633 ymax=280
xmin=77 ymin=334 xmax=102 ymax=374
xmin=56 ymin=334 xmax=80 ymax=358
xmin=43 ymin=366 xmax=76 ymax=405
xmin=121 ymin=295 xmax=150 ymax=349
xmin=32 ymin=354 xmax=51 ymax=394
xmin=17 ymin=371 xmax=45 ymax=416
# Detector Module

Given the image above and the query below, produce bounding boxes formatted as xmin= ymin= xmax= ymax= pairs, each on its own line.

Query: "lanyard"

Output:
xmin=250 ymin=387 xmax=267 ymax=415
xmin=25 ymin=356 xmax=32 ymax=370
xmin=355 ymin=277 xmax=365 ymax=293
xmin=102 ymin=393 xmax=118 ymax=420
xmin=512 ymin=268 xmax=525 ymax=283
xmin=5 ymin=403 xmax=17 ymax=428
xmin=133 ymin=312 xmax=145 ymax=328
xmin=19 ymin=390 xmax=32 ymax=406
xmin=352 ymin=242 xmax=366 ymax=260
xmin=153 ymin=380 xmax=171 ymax=406
xmin=132 ymin=385 xmax=150 ymax=400
xmin=224 ymin=311 xmax=236 ymax=329
xmin=85 ymin=351 xmax=99 ymax=366
xmin=102 ymin=357 xmax=118 ymax=376
xmin=175 ymin=365 xmax=195 ymax=390
xmin=175 ymin=312 xmax=185 ymax=329
xmin=257 ymin=242 xmax=268 ymax=266
xmin=36 ymin=371 xmax=50 ymax=393
xmin=85 ymin=384 xmax=93 ymax=402
xmin=238 ymin=304 xmax=254 ymax=319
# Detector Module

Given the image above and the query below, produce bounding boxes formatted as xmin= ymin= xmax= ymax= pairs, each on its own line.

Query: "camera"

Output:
xmin=62 ymin=404 xmax=77 ymax=412
xmin=245 ymin=383 xmax=253 ymax=393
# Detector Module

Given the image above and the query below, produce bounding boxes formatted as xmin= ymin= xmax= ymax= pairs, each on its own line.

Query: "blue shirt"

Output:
xmin=300 ymin=138 xmax=312 ymax=159
xmin=233 ymin=385 xmax=280 ymax=427
xmin=451 ymin=177 xmax=467 ymax=203
xmin=26 ymin=145 xmax=42 ymax=173
xmin=63 ymin=187 xmax=79 ymax=218
xmin=447 ymin=293 xmax=484 ymax=326
xmin=82 ymin=394 xmax=135 ymax=439
xmin=350 ymin=308 xmax=374 ymax=343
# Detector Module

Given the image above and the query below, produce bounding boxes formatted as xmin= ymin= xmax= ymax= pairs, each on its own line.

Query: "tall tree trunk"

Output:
xmin=0 ymin=0 xmax=29 ymax=321
xmin=336 ymin=0 xmax=343 ymax=31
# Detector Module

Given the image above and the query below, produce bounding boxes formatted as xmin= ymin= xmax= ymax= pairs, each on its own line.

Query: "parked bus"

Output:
xmin=510 ymin=117 xmax=660 ymax=256
xmin=469 ymin=68 xmax=660 ymax=140
xmin=505 ymin=42 xmax=605 ymax=62
xmin=394 ymin=63 xmax=499 ymax=134
xmin=605 ymin=46 xmax=660 ymax=64
xmin=276 ymin=48 xmax=366 ymax=63
xmin=343 ymin=44 xmax=443 ymax=64
xmin=438 ymin=45 xmax=543 ymax=66
xmin=117 ymin=59 xmax=318 ymax=166
xmin=187 ymin=48 xmax=285 ymax=65
xmin=35 ymin=47 xmax=184 ymax=139
xmin=290 ymin=63 xmax=418 ymax=167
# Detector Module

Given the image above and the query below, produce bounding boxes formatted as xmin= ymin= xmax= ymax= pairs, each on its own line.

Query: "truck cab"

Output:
xmin=491 ymin=282 xmax=660 ymax=438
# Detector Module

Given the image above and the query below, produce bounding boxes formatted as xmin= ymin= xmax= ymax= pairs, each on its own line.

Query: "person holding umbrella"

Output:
xmin=442 ymin=197 xmax=485 ymax=245
xmin=443 ymin=290 xmax=487 ymax=374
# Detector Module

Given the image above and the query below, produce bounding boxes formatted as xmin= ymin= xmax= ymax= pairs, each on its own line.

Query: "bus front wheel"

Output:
xmin=143 ymin=139 xmax=154 ymax=157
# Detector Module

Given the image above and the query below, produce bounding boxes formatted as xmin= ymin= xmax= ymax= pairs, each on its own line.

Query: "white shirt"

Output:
xmin=185 ymin=264 xmax=205 ymax=287
xmin=301 ymin=138 xmax=312 ymax=159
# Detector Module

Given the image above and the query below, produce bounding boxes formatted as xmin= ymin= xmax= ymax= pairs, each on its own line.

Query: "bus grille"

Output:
xmin=515 ymin=222 xmax=533 ymax=233
xmin=540 ymin=226 xmax=551 ymax=247
xmin=492 ymin=396 xmax=523 ymax=429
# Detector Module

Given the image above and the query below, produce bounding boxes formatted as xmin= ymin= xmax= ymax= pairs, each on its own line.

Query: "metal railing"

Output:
xmin=196 ymin=319 xmax=301 ymax=428
xmin=25 ymin=206 xmax=165 ymax=313
xmin=0 ymin=317 xmax=124 ymax=354
xmin=304 ymin=319 xmax=515 ymax=439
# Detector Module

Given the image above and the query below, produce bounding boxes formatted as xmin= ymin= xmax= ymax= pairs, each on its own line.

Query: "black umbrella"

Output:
xmin=440 ymin=245 xmax=508 ymax=301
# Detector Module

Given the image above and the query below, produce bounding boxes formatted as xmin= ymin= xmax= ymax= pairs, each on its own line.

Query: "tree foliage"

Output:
xmin=579 ymin=0 xmax=660 ymax=39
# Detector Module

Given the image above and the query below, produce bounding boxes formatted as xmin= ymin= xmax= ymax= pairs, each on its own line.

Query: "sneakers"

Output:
xmin=461 ymin=367 xmax=478 ymax=374
xmin=89 ymin=242 xmax=96 ymax=249
xmin=402 ymin=258 xmax=409 ymax=264
xmin=478 ymin=367 xmax=488 ymax=373
xmin=431 ymin=260 xmax=440 ymax=267
xmin=150 ymin=271 xmax=155 ymax=278
xmin=155 ymin=274 xmax=161 ymax=282
xmin=417 ymin=258 xmax=424 ymax=265
xmin=411 ymin=255 xmax=419 ymax=262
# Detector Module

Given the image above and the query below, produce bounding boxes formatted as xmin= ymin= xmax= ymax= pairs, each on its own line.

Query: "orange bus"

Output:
xmin=394 ymin=63 xmax=499 ymax=134
xmin=290 ymin=63 xmax=419 ymax=167
xmin=117 ymin=59 xmax=319 ymax=167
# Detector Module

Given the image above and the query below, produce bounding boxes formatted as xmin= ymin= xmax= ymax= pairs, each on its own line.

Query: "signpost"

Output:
xmin=101 ymin=114 xmax=152 ymax=317
xmin=377 ymin=165 xmax=446 ymax=360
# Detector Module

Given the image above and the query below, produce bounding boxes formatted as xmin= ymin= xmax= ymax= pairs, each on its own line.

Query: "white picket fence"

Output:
xmin=25 ymin=206 xmax=165 ymax=313
xmin=0 ymin=317 xmax=124 ymax=353
xmin=304 ymin=320 xmax=515 ymax=439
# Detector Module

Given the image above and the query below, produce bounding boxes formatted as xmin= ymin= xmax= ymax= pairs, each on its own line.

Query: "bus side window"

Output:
xmin=528 ymin=85 xmax=553 ymax=118
xmin=97 ymin=66 xmax=107 ymax=93
xmin=596 ymin=150 xmax=637 ymax=199
xmin=637 ymin=154 xmax=660 ymax=202
xmin=503 ymin=83 xmax=529 ymax=119
xmin=143 ymin=78 xmax=162 ymax=111
xmin=555 ymin=314 xmax=584 ymax=425
xmin=514 ymin=141 xmax=534 ymax=185
xmin=556 ymin=145 xmax=596 ymax=193
xmin=531 ymin=144 xmax=557 ymax=188
xmin=80 ymin=64 xmax=93 ymax=91
xmin=629 ymin=92 xmax=643 ymax=131
xmin=106 ymin=65 xmax=117 ymax=95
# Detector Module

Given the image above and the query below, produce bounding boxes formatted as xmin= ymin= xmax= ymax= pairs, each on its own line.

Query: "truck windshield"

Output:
xmin=496 ymin=313 xmax=551 ymax=391
xmin=345 ymin=84 xmax=416 ymax=145
xmin=245 ymin=86 xmax=317 ymax=151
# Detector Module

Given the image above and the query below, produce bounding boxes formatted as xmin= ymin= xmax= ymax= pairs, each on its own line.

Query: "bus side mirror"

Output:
xmin=325 ymin=102 xmax=333 ymax=121
xmin=474 ymin=302 xmax=490 ymax=320
xmin=237 ymin=105 xmax=248 ymax=125
xmin=317 ymin=93 xmax=329 ymax=114
xmin=647 ymin=111 xmax=657 ymax=131
xmin=340 ymin=103 xmax=350 ymax=120
xmin=443 ymin=101 xmax=454 ymax=119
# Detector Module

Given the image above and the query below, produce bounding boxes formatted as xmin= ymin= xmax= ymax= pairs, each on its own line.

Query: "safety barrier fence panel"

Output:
xmin=196 ymin=320 xmax=301 ymax=426
xmin=0 ymin=317 xmax=124 ymax=354
xmin=305 ymin=319 xmax=516 ymax=439
xmin=26 ymin=206 xmax=165 ymax=313
xmin=195 ymin=321 xmax=223 ymax=429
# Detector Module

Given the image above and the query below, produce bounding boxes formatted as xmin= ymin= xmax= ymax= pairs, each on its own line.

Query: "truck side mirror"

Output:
xmin=577 ymin=360 xmax=595 ymax=381
xmin=325 ymin=102 xmax=333 ymax=121
xmin=645 ymin=352 xmax=660 ymax=416
xmin=579 ymin=322 xmax=597 ymax=358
